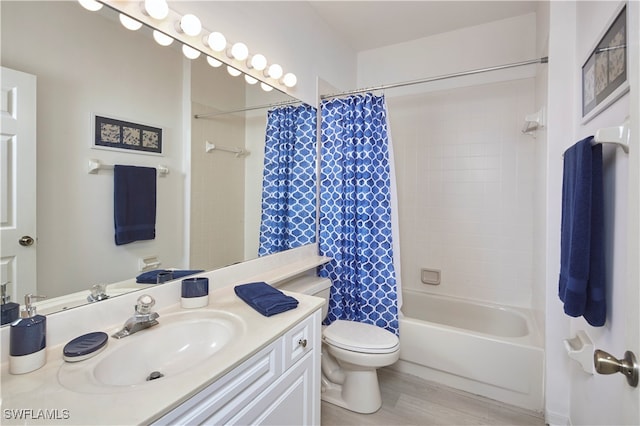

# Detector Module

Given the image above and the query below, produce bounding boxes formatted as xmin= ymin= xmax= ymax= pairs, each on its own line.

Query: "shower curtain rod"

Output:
xmin=194 ymin=98 xmax=302 ymax=119
xmin=321 ymin=57 xmax=549 ymax=100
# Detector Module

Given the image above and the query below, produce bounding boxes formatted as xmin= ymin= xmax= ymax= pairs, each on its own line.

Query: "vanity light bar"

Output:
xmin=87 ymin=0 xmax=297 ymax=92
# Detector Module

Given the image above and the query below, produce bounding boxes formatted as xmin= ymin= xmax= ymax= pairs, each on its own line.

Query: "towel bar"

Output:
xmin=205 ymin=141 xmax=249 ymax=158
xmin=594 ymin=118 xmax=630 ymax=154
xmin=88 ymin=159 xmax=169 ymax=176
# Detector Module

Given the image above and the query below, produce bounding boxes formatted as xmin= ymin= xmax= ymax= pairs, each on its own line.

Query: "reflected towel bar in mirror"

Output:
xmin=205 ymin=141 xmax=249 ymax=158
xmin=88 ymin=159 xmax=169 ymax=176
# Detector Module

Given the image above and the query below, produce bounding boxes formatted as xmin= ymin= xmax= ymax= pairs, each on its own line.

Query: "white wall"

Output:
xmin=189 ymin=59 xmax=246 ymax=271
xmin=1 ymin=2 xmax=185 ymax=298
xmin=358 ymin=14 xmax=539 ymax=308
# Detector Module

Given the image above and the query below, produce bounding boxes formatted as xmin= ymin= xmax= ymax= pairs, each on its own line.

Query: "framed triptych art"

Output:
xmin=582 ymin=4 xmax=628 ymax=123
xmin=92 ymin=114 xmax=163 ymax=155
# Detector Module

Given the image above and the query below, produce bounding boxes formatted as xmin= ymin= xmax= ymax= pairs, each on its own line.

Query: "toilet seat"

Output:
xmin=323 ymin=320 xmax=399 ymax=354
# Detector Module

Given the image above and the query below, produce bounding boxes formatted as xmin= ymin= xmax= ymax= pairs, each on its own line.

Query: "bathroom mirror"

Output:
xmin=0 ymin=1 xmax=315 ymax=320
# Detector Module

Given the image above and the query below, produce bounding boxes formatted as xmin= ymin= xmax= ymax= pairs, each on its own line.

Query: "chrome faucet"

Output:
xmin=112 ymin=294 xmax=159 ymax=339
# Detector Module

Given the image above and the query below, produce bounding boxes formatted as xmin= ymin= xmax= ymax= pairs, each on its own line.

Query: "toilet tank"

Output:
xmin=276 ymin=276 xmax=332 ymax=319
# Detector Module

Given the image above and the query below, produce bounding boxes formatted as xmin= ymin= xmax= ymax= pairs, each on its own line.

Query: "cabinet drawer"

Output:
xmin=283 ymin=311 xmax=317 ymax=370
xmin=153 ymin=343 xmax=282 ymax=426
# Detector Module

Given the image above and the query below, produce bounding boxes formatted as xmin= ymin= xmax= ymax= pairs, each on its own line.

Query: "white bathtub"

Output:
xmin=391 ymin=290 xmax=544 ymax=412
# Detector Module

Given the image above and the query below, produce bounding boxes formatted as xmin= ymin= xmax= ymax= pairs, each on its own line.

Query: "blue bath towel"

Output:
xmin=559 ymin=136 xmax=606 ymax=326
xmin=234 ymin=282 xmax=298 ymax=317
xmin=135 ymin=269 xmax=205 ymax=284
xmin=114 ymin=165 xmax=157 ymax=245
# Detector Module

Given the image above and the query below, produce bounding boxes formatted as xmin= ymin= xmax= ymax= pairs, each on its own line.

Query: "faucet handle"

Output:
xmin=136 ymin=294 xmax=156 ymax=314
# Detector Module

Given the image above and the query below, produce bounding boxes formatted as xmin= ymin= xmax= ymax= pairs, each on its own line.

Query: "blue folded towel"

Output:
xmin=559 ymin=136 xmax=606 ymax=326
xmin=136 ymin=269 xmax=204 ymax=284
xmin=114 ymin=165 xmax=157 ymax=245
xmin=234 ymin=282 xmax=298 ymax=317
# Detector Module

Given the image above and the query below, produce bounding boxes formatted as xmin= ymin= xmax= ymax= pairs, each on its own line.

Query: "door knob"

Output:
xmin=19 ymin=236 xmax=34 ymax=247
xmin=594 ymin=349 xmax=639 ymax=387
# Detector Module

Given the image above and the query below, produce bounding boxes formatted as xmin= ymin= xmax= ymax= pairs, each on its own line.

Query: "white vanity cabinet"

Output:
xmin=152 ymin=310 xmax=321 ymax=426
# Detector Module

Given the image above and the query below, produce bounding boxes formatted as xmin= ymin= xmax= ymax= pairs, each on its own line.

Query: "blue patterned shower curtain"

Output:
xmin=258 ymin=104 xmax=317 ymax=256
xmin=319 ymin=93 xmax=399 ymax=335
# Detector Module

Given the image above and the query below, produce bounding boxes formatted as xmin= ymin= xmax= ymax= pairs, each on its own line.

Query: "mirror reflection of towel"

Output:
xmin=136 ymin=269 xmax=204 ymax=284
xmin=114 ymin=165 xmax=156 ymax=246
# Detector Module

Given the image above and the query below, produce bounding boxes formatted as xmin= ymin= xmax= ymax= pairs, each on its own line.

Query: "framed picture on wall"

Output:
xmin=92 ymin=114 xmax=163 ymax=155
xmin=581 ymin=4 xmax=628 ymax=123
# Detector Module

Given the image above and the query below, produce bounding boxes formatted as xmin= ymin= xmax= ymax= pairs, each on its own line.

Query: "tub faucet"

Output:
xmin=112 ymin=294 xmax=159 ymax=339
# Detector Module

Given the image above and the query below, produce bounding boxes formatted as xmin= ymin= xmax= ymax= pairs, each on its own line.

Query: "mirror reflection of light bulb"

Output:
xmin=143 ymin=0 xmax=169 ymax=20
xmin=282 ymin=73 xmax=297 ymax=88
xmin=230 ymin=42 xmax=249 ymax=61
xmin=244 ymin=75 xmax=258 ymax=85
xmin=153 ymin=30 xmax=173 ymax=46
xmin=182 ymin=44 xmax=201 ymax=60
xmin=267 ymin=64 xmax=283 ymax=80
xmin=119 ymin=14 xmax=143 ymax=31
xmin=206 ymin=56 xmax=222 ymax=68
xmin=78 ymin=0 xmax=103 ymax=12
xmin=179 ymin=14 xmax=202 ymax=37
xmin=227 ymin=66 xmax=242 ymax=77
xmin=206 ymin=32 xmax=227 ymax=52
xmin=249 ymin=54 xmax=267 ymax=71
xmin=260 ymin=82 xmax=274 ymax=92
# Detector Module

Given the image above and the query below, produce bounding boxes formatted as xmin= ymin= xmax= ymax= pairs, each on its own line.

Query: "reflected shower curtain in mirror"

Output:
xmin=319 ymin=93 xmax=399 ymax=335
xmin=258 ymin=104 xmax=317 ymax=256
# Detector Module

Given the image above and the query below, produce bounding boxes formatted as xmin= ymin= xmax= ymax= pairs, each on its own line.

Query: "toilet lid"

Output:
xmin=323 ymin=320 xmax=399 ymax=354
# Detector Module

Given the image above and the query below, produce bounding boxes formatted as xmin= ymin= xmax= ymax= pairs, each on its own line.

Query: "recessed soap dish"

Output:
xmin=63 ymin=331 xmax=109 ymax=362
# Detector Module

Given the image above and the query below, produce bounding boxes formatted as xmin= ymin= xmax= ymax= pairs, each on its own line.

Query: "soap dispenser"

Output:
xmin=10 ymin=294 xmax=47 ymax=375
xmin=1 ymin=282 xmax=19 ymax=325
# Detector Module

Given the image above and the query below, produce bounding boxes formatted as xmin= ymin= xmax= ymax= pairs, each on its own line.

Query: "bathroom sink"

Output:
xmin=58 ymin=310 xmax=246 ymax=393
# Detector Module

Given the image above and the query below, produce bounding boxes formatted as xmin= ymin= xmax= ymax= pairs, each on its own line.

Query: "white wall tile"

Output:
xmin=388 ymin=79 xmax=535 ymax=307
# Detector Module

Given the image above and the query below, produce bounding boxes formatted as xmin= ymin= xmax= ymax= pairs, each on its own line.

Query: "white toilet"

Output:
xmin=280 ymin=276 xmax=400 ymax=414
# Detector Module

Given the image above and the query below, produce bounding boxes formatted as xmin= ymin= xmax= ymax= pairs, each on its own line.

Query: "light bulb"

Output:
xmin=248 ymin=54 xmax=267 ymax=71
xmin=230 ymin=42 xmax=249 ymax=61
xmin=260 ymin=82 xmax=274 ymax=92
xmin=78 ymin=0 xmax=102 ymax=11
xmin=267 ymin=64 xmax=283 ymax=80
xmin=282 ymin=73 xmax=297 ymax=88
xmin=206 ymin=56 xmax=222 ymax=68
xmin=244 ymin=75 xmax=258 ymax=85
xmin=227 ymin=66 xmax=242 ymax=77
xmin=143 ymin=0 xmax=168 ymax=20
xmin=119 ymin=14 xmax=143 ymax=31
xmin=179 ymin=14 xmax=202 ymax=37
xmin=205 ymin=32 xmax=227 ymax=52
xmin=182 ymin=45 xmax=201 ymax=60
xmin=153 ymin=30 xmax=173 ymax=46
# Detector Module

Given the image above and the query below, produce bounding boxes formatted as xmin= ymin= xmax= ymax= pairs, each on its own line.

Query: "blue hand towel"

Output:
xmin=559 ymin=136 xmax=606 ymax=326
xmin=234 ymin=282 xmax=298 ymax=317
xmin=114 ymin=165 xmax=157 ymax=246
xmin=135 ymin=269 xmax=205 ymax=284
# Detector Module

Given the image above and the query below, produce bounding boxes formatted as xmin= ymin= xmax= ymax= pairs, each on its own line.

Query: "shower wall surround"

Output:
xmin=388 ymin=79 xmax=536 ymax=308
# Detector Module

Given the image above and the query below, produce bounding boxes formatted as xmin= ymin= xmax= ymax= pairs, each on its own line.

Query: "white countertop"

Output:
xmin=0 ymin=286 xmax=323 ymax=425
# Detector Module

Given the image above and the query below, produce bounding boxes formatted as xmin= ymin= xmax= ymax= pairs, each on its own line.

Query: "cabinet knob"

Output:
xmin=298 ymin=338 xmax=307 ymax=348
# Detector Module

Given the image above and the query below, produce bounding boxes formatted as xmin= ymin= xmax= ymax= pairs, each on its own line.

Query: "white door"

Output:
xmin=1 ymin=67 xmax=37 ymax=303
xmin=594 ymin=2 xmax=640 ymax=423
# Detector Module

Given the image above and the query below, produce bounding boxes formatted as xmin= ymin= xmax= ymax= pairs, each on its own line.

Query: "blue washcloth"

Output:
xmin=136 ymin=269 xmax=204 ymax=284
xmin=559 ymin=136 xmax=606 ymax=326
xmin=114 ymin=165 xmax=157 ymax=245
xmin=234 ymin=282 xmax=298 ymax=317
